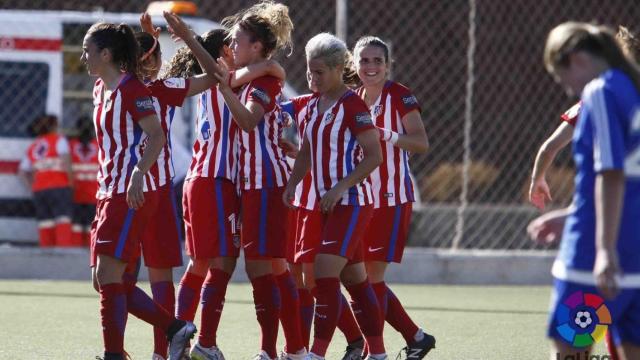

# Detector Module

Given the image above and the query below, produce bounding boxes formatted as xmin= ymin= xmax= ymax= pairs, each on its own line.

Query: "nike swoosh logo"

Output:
xmin=321 ymin=240 xmax=337 ymax=246
xmin=368 ymin=246 xmax=384 ymax=252
xmin=243 ymin=242 xmax=254 ymax=249
xmin=297 ymin=248 xmax=314 ymax=256
xmin=96 ymin=239 xmax=112 ymax=244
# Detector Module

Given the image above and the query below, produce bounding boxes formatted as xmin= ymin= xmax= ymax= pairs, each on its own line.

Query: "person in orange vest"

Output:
xmin=69 ymin=115 xmax=99 ymax=247
xmin=18 ymin=114 xmax=73 ymax=247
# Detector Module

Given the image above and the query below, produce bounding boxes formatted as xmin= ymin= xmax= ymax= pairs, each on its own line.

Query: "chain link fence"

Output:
xmin=1 ymin=0 xmax=638 ymax=249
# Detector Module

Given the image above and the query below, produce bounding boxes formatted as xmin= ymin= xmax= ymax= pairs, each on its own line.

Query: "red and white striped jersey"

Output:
xmin=146 ymin=77 xmax=190 ymax=186
xmin=561 ymin=101 xmax=581 ymax=127
xmin=92 ymin=75 xmax=158 ymax=199
xmin=288 ymin=94 xmax=317 ymax=210
xmin=69 ymin=138 xmax=99 ymax=204
xmin=186 ymin=86 xmax=239 ymax=181
xmin=355 ymin=81 xmax=420 ymax=208
xmin=236 ymin=76 xmax=290 ymax=190
xmin=305 ymin=90 xmax=376 ymax=206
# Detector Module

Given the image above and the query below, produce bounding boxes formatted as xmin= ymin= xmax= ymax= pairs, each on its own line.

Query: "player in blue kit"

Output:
xmin=534 ymin=22 xmax=640 ymax=360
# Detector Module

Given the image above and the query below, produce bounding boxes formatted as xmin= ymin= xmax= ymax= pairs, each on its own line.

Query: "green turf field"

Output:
xmin=0 ymin=280 xmax=610 ymax=359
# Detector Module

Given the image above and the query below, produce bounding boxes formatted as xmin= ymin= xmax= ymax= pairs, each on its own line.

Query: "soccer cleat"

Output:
xmin=190 ymin=342 xmax=226 ymax=360
xmin=277 ymin=349 xmax=308 ymax=360
xmin=168 ymin=321 xmax=197 ymax=360
xmin=397 ymin=332 xmax=436 ymax=360
xmin=341 ymin=338 xmax=364 ymax=360
xmin=252 ymin=351 xmax=274 ymax=360
xmin=152 ymin=353 xmax=166 ymax=360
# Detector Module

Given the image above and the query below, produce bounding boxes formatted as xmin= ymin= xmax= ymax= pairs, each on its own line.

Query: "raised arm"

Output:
xmin=215 ymin=58 xmax=266 ymax=131
xmin=163 ymin=12 xmax=219 ymax=96
xmin=529 ymin=122 xmax=574 ymax=209
xmin=231 ymin=59 xmax=285 ymax=88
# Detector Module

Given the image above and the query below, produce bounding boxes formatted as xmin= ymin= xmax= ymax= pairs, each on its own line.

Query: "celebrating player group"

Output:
xmin=83 ymin=1 xmax=432 ymax=359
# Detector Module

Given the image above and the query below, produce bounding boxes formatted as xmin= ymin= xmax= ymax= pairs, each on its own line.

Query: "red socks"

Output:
xmin=275 ymin=271 xmax=304 ymax=353
xmin=199 ymin=269 xmax=232 ymax=348
xmin=337 ymin=292 xmax=363 ymax=343
xmin=176 ymin=271 xmax=205 ymax=322
xmin=298 ymin=288 xmax=314 ymax=349
xmin=346 ymin=280 xmax=385 ymax=354
xmin=99 ymin=283 xmax=127 ymax=355
xmin=151 ymin=281 xmax=175 ymax=357
xmin=251 ymin=274 xmax=280 ymax=358
xmin=376 ymin=282 xmax=420 ymax=344
xmin=124 ymin=282 xmax=174 ymax=332
xmin=310 ymin=277 xmax=342 ymax=357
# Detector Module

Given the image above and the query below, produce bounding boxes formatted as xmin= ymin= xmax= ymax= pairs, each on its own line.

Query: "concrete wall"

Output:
xmin=0 ymin=246 xmax=556 ymax=285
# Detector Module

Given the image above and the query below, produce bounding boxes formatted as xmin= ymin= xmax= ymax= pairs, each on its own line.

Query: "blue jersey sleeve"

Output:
xmin=583 ymin=79 xmax=626 ymax=172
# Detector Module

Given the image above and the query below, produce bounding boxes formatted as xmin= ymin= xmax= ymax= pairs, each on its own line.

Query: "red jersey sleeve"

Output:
xmin=391 ymin=82 xmax=421 ymax=118
xmin=247 ymin=76 xmax=281 ymax=113
xmin=345 ymin=94 xmax=376 ymax=136
xmin=147 ymin=78 xmax=190 ymax=107
xmin=560 ymin=101 xmax=581 ymax=127
xmin=126 ymin=78 xmax=156 ymax=123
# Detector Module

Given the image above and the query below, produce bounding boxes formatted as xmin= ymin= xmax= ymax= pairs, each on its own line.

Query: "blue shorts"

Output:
xmin=548 ymin=279 xmax=640 ymax=347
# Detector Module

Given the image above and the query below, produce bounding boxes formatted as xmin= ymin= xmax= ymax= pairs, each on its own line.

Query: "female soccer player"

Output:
xmin=281 ymin=69 xmax=367 ymax=359
xmin=162 ymin=26 xmax=286 ymax=360
xmin=283 ymin=32 xmax=386 ymax=360
xmin=19 ymin=114 xmax=73 ymax=247
xmin=353 ymin=36 xmax=435 ymax=359
xmin=69 ymin=115 xmax=99 ymax=247
xmin=540 ymin=22 xmax=640 ymax=360
xmin=529 ymin=26 xmax=640 ymax=212
xmin=82 ymin=19 xmax=195 ymax=360
xmin=135 ymin=11 xmax=222 ymax=360
xmin=214 ymin=2 xmax=304 ymax=359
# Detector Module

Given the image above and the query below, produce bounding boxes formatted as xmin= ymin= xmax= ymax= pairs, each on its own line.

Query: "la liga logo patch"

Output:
xmin=556 ymin=291 xmax=611 ymax=348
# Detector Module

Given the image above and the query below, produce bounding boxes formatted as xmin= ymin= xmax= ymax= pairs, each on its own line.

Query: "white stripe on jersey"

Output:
xmin=552 ymin=259 xmax=640 ymax=287
xmin=187 ymin=88 xmax=237 ymax=181
xmin=293 ymin=97 xmax=317 ymax=210
xmin=590 ymin=80 xmax=614 ymax=170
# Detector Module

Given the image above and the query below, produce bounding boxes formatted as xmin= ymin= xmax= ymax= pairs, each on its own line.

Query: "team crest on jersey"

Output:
xmin=402 ymin=95 xmax=418 ymax=106
xmin=32 ymin=140 xmax=49 ymax=160
xmin=135 ymin=97 xmax=155 ymax=113
xmin=373 ymin=105 xmax=383 ymax=116
xmin=323 ymin=112 xmax=335 ymax=124
xmin=104 ymin=97 xmax=113 ymax=112
xmin=200 ymin=121 xmax=211 ymax=141
xmin=163 ymin=78 xmax=185 ymax=89
xmin=251 ymin=88 xmax=271 ymax=105
xmin=355 ymin=112 xmax=373 ymax=126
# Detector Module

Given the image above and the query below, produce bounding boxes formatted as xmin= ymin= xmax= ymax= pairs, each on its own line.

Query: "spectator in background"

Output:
xmin=18 ymin=114 xmax=73 ymax=247
xmin=69 ymin=115 xmax=99 ymax=247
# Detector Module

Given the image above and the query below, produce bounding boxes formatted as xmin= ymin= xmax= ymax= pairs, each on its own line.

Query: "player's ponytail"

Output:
xmin=223 ymin=1 xmax=293 ymax=58
xmin=136 ymin=32 xmax=161 ymax=79
xmin=616 ymin=26 xmax=640 ymax=64
xmin=86 ymin=22 xmax=141 ymax=78
xmin=544 ymin=22 xmax=640 ymax=91
xmin=343 ymin=50 xmax=360 ymax=88
xmin=164 ymin=29 xmax=229 ymax=78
